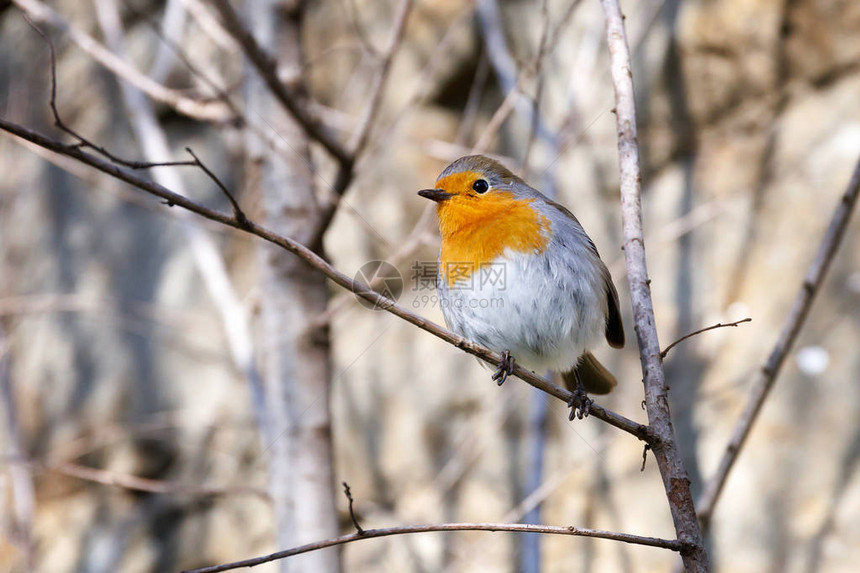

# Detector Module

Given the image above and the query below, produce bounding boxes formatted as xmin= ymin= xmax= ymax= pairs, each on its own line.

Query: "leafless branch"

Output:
xmin=696 ymin=157 xmax=860 ymax=530
xmin=0 ymin=117 xmax=650 ymax=443
xmin=341 ymin=482 xmax=364 ymax=535
xmin=207 ymin=0 xmax=350 ymax=164
xmin=472 ymin=77 xmax=522 ymax=153
xmin=182 ymin=0 xmax=238 ymax=51
xmin=599 ymin=0 xmax=710 ymax=571
xmin=357 ymin=3 xmax=475 ymax=170
xmin=23 ymin=16 xmax=196 ymax=170
xmin=660 ymin=318 xmax=752 ymax=359
xmin=181 ymin=522 xmax=687 ymax=573
xmin=309 ymin=0 xmax=415 ymax=244
xmin=13 ymin=0 xmax=232 ymax=122
xmin=92 ymin=0 xmax=269 ymax=454
xmin=347 ymin=0 xmax=414 ymax=157
xmin=343 ymin=0 xmax=379 ymax=58
xmin=3 ymin=458 xmax=268 ymax=499
xmin=476 ymin=0 xmax=555 ymax=147
xmin=521 ymin=0 xmax=551 ymax=172
xmin=185 ymin=147 xmax=249 ymax=227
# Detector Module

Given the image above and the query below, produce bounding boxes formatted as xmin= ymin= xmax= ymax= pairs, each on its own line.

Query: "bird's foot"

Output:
xmin=492 ymin=350 xmax=515 ymax=386
xmin=567 ymin=371 xmax=592 ymax=420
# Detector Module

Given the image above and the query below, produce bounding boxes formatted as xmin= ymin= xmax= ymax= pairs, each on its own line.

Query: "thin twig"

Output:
xmin=347 ymin=0 xmax=414 ymax=157
xmin=181 ymin=522 xmax=687 ymax=573
xmin=29 ymin=17 xmax=248 ymax=231
xmin=2 ymin=458 xmax=268 ymax=499
xmin=521 ymin=0 xmax=551 ymax=173
xmin=341 ymin=482 xmax=364 ymax=534
xmin=473 ymin=78 xmax=522 ymax=152
xmin=696 ymin=157 xmax=860 ymax=530
xmin=0 ymin=118 xmax=651 ymax=443
xmin=184 ymin=147 xmax=249 ymax=228
xmin=599 ymin=0 xmax=710 ymax=571
xmin=14 ymin=0 xmax=232 ymax=122
xmin=207 ymin=0 xmax=350 ymax=164
xmin=24 ymin=16 xmax=196 ymax=170
xmin=660 ymin=318 xmax=752 ymax=359
xmin=476 ymin=0 xmax=556 ymax=146
xmin=308 ymin=0 xmax=415 ymax=244
xmin=125 ymin=3 xmax=240 ymax=112
xmin=455 ymin=47 xmax=490 ymax=145
xmin=354 ymin=2 xmax=475 ymax=178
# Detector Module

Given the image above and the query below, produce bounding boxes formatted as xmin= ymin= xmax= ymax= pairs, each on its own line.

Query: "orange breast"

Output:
xmin=437 ymin=191 xmax=550 ymax=286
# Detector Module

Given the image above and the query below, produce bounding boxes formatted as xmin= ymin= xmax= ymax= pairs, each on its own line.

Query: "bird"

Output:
xmin=418 ymin=155 xmax=624 ymax=418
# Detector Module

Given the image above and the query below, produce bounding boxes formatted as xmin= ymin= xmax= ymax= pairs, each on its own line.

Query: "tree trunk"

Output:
xmin=244 ymin=1 xmax=341 ymax=571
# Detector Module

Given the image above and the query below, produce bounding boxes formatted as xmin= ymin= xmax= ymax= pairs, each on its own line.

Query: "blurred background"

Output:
xmin=1 ymin=0 xmax=859 ymax=572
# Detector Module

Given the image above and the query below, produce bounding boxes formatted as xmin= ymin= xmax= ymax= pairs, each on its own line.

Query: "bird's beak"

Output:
xmin=418 ymin=188 xmax=454 ymax=202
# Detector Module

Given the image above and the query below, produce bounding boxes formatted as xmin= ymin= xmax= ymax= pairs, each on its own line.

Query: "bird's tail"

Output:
xmin=562 ymin=352 xmax=618 ymax=395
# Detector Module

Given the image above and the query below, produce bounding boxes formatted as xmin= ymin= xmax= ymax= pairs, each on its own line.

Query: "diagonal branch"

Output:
xmin=0 ymin=117 xmax=651 ymax=443
xmin=24 ymin=15 xmax=198 ymax=171
xmin=696 ymin=157 xmax=860 ymax=531
xmin=207 ymin=0 xmax=351 ymax=164
xmin=598 ymin=0 xmax=710 ymax=571
xmin=346 ymin=0 xmax=414 ymax=158
xmin=181 ymin=522 xmax=688 ymax=573
xmin=308 ymin=0 xmax=415 ymax=245
xmin=13 ymin=0 xmax=232 ymax=122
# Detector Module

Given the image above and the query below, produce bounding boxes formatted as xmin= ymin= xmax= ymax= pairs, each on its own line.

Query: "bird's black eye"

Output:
xmin=472 ymin=179 xmax=489 ymax=194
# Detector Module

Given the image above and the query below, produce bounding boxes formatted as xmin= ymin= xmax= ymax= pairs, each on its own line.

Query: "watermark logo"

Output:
xmin=353 ymin=260 xmax=404 ymax=310
xmin=410 ymin=261 xmax=507 ymax=291
xmin=354 ymin=260 xmax=506 ymax=310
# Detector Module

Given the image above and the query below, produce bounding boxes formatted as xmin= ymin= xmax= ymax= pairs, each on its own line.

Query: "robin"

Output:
xmin=418 ymin=155 xmax=625 ymax=417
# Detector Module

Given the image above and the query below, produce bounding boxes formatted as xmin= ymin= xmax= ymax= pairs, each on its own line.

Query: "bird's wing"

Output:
xmin=603 ymin=266 xmax=625 ymax=348
xmin=544 ymin=198 xmax=625 ymax=349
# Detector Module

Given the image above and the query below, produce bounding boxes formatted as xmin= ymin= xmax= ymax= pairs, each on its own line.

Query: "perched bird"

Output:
xmin=418 ymin=155 xmax=624 ymax=416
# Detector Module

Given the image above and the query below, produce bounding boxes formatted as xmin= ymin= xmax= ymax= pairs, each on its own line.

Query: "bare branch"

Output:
xmin=473 ymin=78 xmax=521 ymax=152
xmin=341 ymin=482 xmax=364 ymax=535
xmin=92 ymin=0 xmax=270 ymax=458
xmin=0 ymin=118 xmax=651 ymax=443
xmin=598 ymin=0 xmax=710 ymax=570
xmin=22 ymin=14 xmax=196 ymax=170
xmin=660 ymin=318 xmax=752 ymax=360
xmin=13 ymin=0 xmax=232 ymax=123
xmin=356 ymin=3 xmax=475 ymax=169
xmin=347 ymin=0 xmax=414 ymax=157
xmin=696 ymin=157 xmax=860 ymax=530
xmin=207 ymin=0 xmax=351 ymax=164
xmin=183 ymin=0 xmax=239 ymax=51
xmin=3 ymin=458 xmax=267 ymax=499
xmin=308 ymin=0 xmax=415 ymax=245
xmin=181 ymin=522 xmax=687 ymax=573
xmin=475 ymin=0 xmax=558 ymax=149
xmin=184 ymin=147 xmax=249 ymax=228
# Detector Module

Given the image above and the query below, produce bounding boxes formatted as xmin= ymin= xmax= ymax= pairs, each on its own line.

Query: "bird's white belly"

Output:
xmin=439 ymin=249 xmax=606 ymax=372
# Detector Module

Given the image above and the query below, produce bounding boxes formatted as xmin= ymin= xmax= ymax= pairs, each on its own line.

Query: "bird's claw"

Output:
xmin=492 ymin=350 xmax=515 ymax=386
xmin=567 ymin=372 xmax=592 ymax=420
